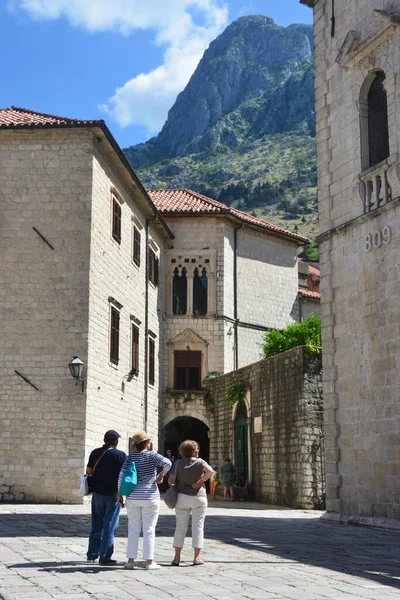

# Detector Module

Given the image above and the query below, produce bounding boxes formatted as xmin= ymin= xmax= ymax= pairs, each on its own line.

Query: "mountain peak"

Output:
xmin=124 ymin=15 xmax=314 ymax=167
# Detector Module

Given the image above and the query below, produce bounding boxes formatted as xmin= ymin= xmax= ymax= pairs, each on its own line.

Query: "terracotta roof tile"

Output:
xmin=148 ymin=189 xmax=307 ymax=244
xmin=298 ymin=289 xmax=321 ymax=299
xmin=0 ymin=106 xmax=102 ymax=128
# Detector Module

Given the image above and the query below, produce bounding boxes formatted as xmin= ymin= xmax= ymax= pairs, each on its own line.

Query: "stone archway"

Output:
xmin=163 ymin=417 xmax=210 ymax=464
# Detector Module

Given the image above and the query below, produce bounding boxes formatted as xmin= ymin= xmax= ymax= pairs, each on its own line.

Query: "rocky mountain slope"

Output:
xmin=124 ymin=16 xmax=317 ymax=245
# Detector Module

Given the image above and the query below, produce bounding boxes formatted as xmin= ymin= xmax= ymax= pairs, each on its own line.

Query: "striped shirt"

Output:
xmin=118 ymin=451 xmax=172 ymax=501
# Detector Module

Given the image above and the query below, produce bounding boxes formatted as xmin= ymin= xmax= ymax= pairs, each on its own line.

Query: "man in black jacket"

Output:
xmin=86 ymin=430 xmax=126 ymax=565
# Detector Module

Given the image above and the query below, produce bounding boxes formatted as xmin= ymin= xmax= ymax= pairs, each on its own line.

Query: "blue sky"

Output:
xmin=1 ymin=1 xmax=312 ymax=148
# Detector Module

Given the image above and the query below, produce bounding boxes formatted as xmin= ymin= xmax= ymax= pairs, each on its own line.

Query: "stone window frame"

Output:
xmin=148 ymin=239 xmax=160 ymax=288
xmin=166 ymin=250 xmax=216 ymax=317
xmin=109 ymin=297 xmax=123 ymax=368
xmin=167 ymin=329 xmax=208 ymax=390
xmin=132 ymin=215 xmax=143 ymax=269
xmin=359 ymin=69 xmax=390 ymax=173
xmin=110 ymin=188 xmax=124 ymax=246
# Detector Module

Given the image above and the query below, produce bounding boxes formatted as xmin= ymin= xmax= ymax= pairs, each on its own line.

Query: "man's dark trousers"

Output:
xmin=87 ymin=492 xmax=120 ymax=562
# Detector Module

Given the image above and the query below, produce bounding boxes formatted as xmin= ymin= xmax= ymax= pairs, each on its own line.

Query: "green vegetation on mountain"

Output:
xmin=124 ymin=16 xmax=318 ymax=244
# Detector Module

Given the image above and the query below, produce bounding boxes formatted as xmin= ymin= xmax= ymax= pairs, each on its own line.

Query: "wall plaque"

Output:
xmin=254 ymin=416 xmax=262 ymax=434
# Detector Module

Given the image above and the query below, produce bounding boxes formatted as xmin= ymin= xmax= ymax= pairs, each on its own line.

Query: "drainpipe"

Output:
xmin=144 ymin=216 xmax=156 ymax=432
xmin=233 ymin=223 xmax=244 ymax=370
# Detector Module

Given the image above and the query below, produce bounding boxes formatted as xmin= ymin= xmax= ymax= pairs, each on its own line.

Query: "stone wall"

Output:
xmin=0 ymin=129 xmax=93 ymax=502
xmin=206 ymin=346 xmax=324 ymax=509
xmin=309 ymin=0 xmax=400 ymax=520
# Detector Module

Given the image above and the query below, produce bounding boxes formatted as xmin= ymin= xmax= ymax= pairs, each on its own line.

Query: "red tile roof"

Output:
xmin=0 ymin=106 xmax=102 ymax=128
xmin=298 ymin=289 xmax=321 ymax=299
xmin=298 ymin=258 xmax=320 ymax=277
xmin=148 ymin=189 xmax=307 ymax=244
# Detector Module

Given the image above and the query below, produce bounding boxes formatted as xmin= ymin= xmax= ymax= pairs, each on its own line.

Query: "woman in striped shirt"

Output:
xmin=118 ymin=431 xmax=171 ymax=570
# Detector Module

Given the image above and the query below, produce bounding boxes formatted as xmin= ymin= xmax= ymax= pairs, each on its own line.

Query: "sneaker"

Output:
xmin=193 ymin=558 xmax=204 ymax=566
xmin=145 ymin=562 xmax=161 ymax=570
xmin=170 ymin=559 xmax=180 ymax=567
xmin=99 ymin=559 xmax=117 ymax=566
xmin=124 ymin=562 xmax=135 ymax=570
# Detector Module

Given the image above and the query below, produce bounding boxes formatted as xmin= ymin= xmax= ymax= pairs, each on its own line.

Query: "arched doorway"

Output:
xmin=234 ymin=401 xmax=249 ymax=480
xmin=163 ymin=417 xmax=210 ymax=463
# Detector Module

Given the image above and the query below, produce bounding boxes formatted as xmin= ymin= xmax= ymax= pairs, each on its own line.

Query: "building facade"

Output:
xmin=149 ymin=190 xmax=306 ymax=462
xmin=0 ymin=107 xmax=172 ymax=502
xmin=0 ymin=107 xmax=309 ymax=502
xmin=302 ymin=1 xmax=400 ymax=521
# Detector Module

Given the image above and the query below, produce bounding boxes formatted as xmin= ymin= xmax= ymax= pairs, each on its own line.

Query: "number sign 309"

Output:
xmin=365 ymin=226 xmax=391 ymax=251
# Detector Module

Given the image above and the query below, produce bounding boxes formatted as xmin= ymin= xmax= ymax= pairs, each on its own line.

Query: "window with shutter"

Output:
xmin=174 ymin=350 xmax=202 ymax=390
xmin=193 ymin=267 xmax=208 ymax=315
xmin=110 ymin=306 xmax=120 ymax=364
xmin=148 ymin=248 xmax=159 ymax=286
xmin=133 ymin=226 xmax=141 ymax=266
xmin=131 ymin=325 xmax=139 ymax=374
xmin=149 ymin=337 xmax=156 ymax=385
xmin=112 ymin=198 xmax=122 ymax=244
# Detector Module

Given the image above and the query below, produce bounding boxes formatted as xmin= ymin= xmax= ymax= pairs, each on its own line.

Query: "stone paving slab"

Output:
xmin=0 ymin=502 xmax=400 ymax=599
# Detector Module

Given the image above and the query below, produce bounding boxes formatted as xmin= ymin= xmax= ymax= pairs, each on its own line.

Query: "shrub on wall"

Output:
xmin=261 ymin=313 xmax=321 ymax=358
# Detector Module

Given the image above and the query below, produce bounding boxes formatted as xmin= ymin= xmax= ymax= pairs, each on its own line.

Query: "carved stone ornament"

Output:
xmin=336 ymin=30 xmax=361 ymax=66
xmin=337 ymin=23 xmax=397 ymax=68
xmin=168 ymin=328 xmax=208 ymax=346
xmin=386 ymin=155 xmax=400 ymax=200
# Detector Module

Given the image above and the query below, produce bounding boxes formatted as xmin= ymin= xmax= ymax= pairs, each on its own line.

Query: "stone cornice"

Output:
xmin=337 ymin=22 xmax=397 ymax=68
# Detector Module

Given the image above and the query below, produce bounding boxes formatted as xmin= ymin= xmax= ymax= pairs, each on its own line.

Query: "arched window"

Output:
xmin=360 ymin=70 xmax=390 ymax=171
xmin=172 ymin=267 xmax=187 ymax=315
xmin=193 ymin=267 xmax=208 ymax=316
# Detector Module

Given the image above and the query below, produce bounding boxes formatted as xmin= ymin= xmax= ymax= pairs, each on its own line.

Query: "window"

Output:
xmin=148 ymin=248 xmax=159 ymax=286
xmin=360 ymin=70 xmax=390 ymax=171
xmin=149 ymin=337 xmax=155 ymax=385
xmin=110 ymin=306 xmax=120 ymax=364
xmin=131 ymin=324 xmax=139 ymax=375
xmin=173 ymin=267 xmax=187 ymax=315
xmin=112 ymin=197 xmax=122 ymax=244
xmin=193 ymin=267 xmax=208 ymax=315
xmin=174 ymin=350 xmax=202 ymax=390
xmin=133 ymin=226 xmax=141 ymax=266
xmin=367 ymin=71 xmax=389 ymax=168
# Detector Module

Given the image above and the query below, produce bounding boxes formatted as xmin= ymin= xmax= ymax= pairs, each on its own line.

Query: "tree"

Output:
xmin=261 ymin=313 xmax=321 ymax=358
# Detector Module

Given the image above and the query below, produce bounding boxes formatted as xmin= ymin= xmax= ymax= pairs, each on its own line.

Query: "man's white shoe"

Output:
xmin=145 ymin=562 xmax=161 ymax=570
xmin=124 ymin=562 xmax=134 ymax=570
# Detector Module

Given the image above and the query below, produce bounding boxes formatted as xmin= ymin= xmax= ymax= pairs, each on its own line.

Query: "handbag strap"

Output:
xmin=93 ymin=447 xmax=113 ymax=473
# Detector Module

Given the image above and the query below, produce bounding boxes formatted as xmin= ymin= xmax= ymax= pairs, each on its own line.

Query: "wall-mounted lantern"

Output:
xmin=68 ymin=356 xmax=84 ymax=392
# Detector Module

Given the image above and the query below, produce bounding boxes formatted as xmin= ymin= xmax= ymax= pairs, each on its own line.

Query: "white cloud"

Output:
xmin=9 ymin=0 xmax=228 ymax=135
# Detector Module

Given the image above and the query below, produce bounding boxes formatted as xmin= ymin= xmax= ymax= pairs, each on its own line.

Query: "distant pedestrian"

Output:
xmin=166 ymin=449 xmax=176 ymax=464
xmin=210 ymin=465 xmax=220 ymax=501
xmin=86 ymin=430 xmax=126 ymax=565
xmin=169 ymin=440 xmax=213 ymax=566
xmin=118 ymin=431 xmax=171 ymax=570
xmin=233 ymin=473 xmax=249 ymax=502
xmin=221 ymin=457 xmax=236 ymax=501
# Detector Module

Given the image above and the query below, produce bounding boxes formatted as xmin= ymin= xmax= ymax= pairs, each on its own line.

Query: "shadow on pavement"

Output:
xmin=2 ymin=512 xmax=400 ymax=589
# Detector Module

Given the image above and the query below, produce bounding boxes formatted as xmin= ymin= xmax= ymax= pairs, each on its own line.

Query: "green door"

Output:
xmin=235 ymin=418 xmax=248 ymax=480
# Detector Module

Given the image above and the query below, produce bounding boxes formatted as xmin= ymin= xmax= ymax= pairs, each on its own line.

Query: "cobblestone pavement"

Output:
xmin=1 ymin=501 xmax=400 ymax=600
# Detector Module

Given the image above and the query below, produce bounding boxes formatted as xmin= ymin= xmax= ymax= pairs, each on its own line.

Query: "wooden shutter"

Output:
xmin=131 ymin=325 xmax=139 ymax=374
xmin=149 ymin=338 xmax=155 ymax=385
xmin=174 ymin=350 xmax=201 ymax=390
xmin=133 ymin=226 xmax=141 ymax=266
xmin=154 ymin=256 xmax=159 ymax=286
xmin=110 ymin=307 xmax=120 ymax=364
xmin=148 ymin=249 xmax=155 ymax=283
xmin=112 ymin=198 xmax=122 ymax=243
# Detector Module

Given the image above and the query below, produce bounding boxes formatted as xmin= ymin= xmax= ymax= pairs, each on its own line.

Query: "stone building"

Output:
xmin=301 ymin=1 xmax=400 ymax=522
xmin=0 ymin=107 xmax=172 ymax=502
xmin=148 ymin=189 xmax=306 ymax=462
xmin=0 ymin=107 xmax=308 ymax=502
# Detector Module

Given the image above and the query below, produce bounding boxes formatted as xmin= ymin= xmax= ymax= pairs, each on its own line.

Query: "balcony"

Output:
xmin=359 ymin=155 xmax=399 ymax=214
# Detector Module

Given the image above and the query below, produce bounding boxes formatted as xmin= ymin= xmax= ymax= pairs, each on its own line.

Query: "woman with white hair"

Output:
xmin=118 ymin=431 xmax=171 ymax=570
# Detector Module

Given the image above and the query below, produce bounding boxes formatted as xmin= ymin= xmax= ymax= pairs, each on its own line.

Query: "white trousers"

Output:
xmin=126 ymin=498 xmax=160 ymax=560
xmin=173 ymin=493 xmax=208 ymax=549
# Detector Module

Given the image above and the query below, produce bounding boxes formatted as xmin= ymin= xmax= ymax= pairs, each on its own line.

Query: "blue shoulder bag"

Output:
xmin=119 ymin=459 xmax=137 ymax=496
